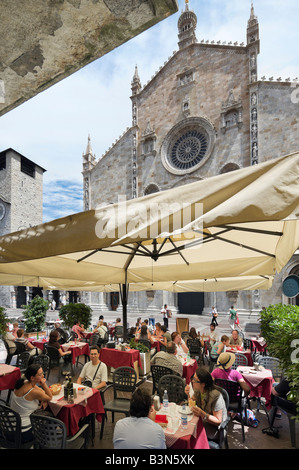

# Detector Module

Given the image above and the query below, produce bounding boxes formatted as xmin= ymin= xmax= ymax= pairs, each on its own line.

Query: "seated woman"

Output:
xmin=188 ymin=327 xmax=204 ymax=347
xmin=10 ymin=364 xmax=53 ymax=443
xmin=153 ymin=323 xmax=167 ymax=350
xmin=48 ymin=330 xmax=72 ymax=374
xmin=171 ymin=331 xmax=189 ymax=357
xmin=185 ymin=367 xmax=227 ymax=441
xmin=209 ymin=335 xmax=230 ymax=371
xmin=135 ymin=324 xmax=154 ymax=345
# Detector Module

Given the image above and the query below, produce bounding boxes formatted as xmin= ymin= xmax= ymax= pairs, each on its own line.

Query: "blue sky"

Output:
xmin=0 ymin=0 xmax=299 ymax=222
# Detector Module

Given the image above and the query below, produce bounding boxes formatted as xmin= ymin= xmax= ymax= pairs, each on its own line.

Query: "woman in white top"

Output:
xmin=10 ymin=364 xmax=52 ymax=443
xmin=171 ymin=331 xmax=189 ymax=357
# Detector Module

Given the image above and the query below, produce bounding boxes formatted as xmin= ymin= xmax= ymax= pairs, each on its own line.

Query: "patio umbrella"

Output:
xmin=0 ymin=152 xmax=298 ymax=335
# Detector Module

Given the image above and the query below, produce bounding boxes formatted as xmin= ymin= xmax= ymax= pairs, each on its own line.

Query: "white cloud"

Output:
xmin=0 ymin=0 xmax=298 ymax=222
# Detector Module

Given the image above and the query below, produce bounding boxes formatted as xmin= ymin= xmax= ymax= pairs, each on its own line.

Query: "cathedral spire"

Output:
xmin=85 ymin=134 xmax=93 ymax=156
xmin=177 ymin=0 xmax=197 ymax=50
xmin=131 ymin=65 xmax=141 ymax=95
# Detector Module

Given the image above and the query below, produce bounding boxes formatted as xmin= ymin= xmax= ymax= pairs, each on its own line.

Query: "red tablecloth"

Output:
xmin=99 ymin=347 xmax=142 ymax=369
xmin=182 ymin=360 xmax=198 ymax=385
xmin=226 ymin=347 xmax=253 ymax=366
xmin=169 ymin=416 xmax=209 ymax=450
xmin=251 ymin=338 xmax=267 ymax=353
xmin=62 ymin=343 xmax=90 ymax=365
xmin=30 ymin=338 xmax=48 ymax=351
xmin=237 ymin=366 xmax=274 ymax=409
xmin=49 ymin=389 xmax=104 ymax=436
xmin=0 ymin=365 xmax=21 ymax=391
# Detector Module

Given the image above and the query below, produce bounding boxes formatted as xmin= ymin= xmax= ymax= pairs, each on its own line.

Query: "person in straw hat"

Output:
xmin=211 ymin=352 xmax=250 ymax=396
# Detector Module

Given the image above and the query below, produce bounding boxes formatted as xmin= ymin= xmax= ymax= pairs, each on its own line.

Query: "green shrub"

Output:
xmin=260 ymin=304 xmax=299 ymax=419
xmin=129 ymin=338 xmax=149 ymax=353
xmin=59 ymin=303 xmax=92 ymax=330
xmin=22 ymin=295 xmax=48 ymax=333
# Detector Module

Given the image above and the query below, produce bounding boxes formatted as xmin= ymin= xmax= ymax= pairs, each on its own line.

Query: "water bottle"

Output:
xmin=187 ymin=350 xmax=190 ymax=363
xmin=181 ymin=404 xmax=188 ymax=430
xmin=163 ymin=390 xmax=169 ymax=410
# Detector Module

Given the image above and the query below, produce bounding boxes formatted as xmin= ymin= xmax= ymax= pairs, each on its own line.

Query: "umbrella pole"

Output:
xmin=119 ymin=282 xmax=129 ymax=342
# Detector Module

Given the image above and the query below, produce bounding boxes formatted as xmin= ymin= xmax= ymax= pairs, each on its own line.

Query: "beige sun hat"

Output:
xmin=217 ymin=352 xmax=235 ymax=370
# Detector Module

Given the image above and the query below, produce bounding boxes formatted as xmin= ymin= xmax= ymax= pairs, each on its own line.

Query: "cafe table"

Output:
xmin=226 ymin=346 xmax=253 ymax=366
xmin=156 ymin=402 xmax=209 ymax=449
xmin=61 ymin=341 xmax=90 ymax=365
xmin=237 ymin=365 xmax=274 ymax=409
xmin=99 ymin=347 xmax=142 ymax=382
xmin=251 ymin=337 xmax=267 ymax=354
xmin=48 ymin=382 xmax=105 ymax=436
xmin=0 ymin=364 xmax=21 ymax=403
xmin=29 ymin=337 xmax=48 ymax=351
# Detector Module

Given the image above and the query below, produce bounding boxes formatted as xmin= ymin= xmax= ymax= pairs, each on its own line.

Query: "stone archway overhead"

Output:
xmin=161 ymin=117 xmax=216 ymax=175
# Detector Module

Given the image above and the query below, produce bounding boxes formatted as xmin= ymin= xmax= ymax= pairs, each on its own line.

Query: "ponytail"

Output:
xmin=14 ymin=363 xmax=41 ymax=390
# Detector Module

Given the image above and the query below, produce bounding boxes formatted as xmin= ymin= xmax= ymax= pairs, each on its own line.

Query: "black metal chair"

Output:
xmin=231 ymin=353 xmax=248 ymax=369
xmin=181 ymin=331 xmax=190 ymax=342
xmin=257 ymin=356 xmax=284 ymax=382
xmin=267 ymin=396 xmax=297 ymax=448
xmin=114 ymin=326 xmax=124 ymax=343
xmin=98 ymin=330 xmax=109 ymax=349
xmin=138 ymin=338 xmax=151 ymax=350
xmin=0 ymin=401 xmax=35 ymax=449
xmin=214 ymin=378 xmax=248 ymax=442
xmin=44 ymin=345 xmax=65 ymax=381
xmin=157 ymin=374 xmax=186 ymax=405
xmin=150 ymin=364 xmax=177 ymax=395
xmin=2 ymin=338 xmax=18 ymax=365
xmin=187 ymin=338 xmax=203 ymax=363
xmin=16 ymin=351 xmax=31 ymax=373
xmin=30 ymin=414 xmax=90 ymax=449
xmin=208 ymin=386 xmax=231 ymax=449
xmin=32 ymin=354 xmax=50 ymax=375
xmin=15 ymin=341 xmax=27 ymax=355
xmin=100 ymin=366 xmax=137 ymax=439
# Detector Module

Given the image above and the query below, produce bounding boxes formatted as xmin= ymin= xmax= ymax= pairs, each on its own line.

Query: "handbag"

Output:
xmin=82 ymin=362 xmax=101 ymax=388
xmin=167 ymin=309 xmax=172 ymax=318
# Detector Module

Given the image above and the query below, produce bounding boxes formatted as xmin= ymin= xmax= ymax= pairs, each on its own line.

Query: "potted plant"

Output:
xmin=260 ymin=304 xmax=299 ymax=419
xmin=129 ymin=338 xmax=151 ymax=377
xmin=59 ymin=303 xmax=92 ymax=330
xmin=22 ymin=295 xmax=48 ymax=334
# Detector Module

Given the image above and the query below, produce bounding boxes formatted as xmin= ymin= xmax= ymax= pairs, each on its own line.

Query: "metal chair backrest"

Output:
xmin=112 ymin=367 xmax=137 ymax=399
xmin=89 ymin=333 xmax=100 ymax=347
xmin=30 ymin=414 xmax=67 ymax=449
xmin=15 ymin=341 xmax=27 ymax=354
xmin=257 ymin=356 xmax=284 ymax=381
xmin=45 ymin=345 xmax=61 ymax=363
xmin=138 ymin=338 xmax=151 ymax=350
xmin=181 ymin=331 xmax=190 ymax=341
xmin=115 ymin=326 xmax=124 ymax=338
xmin=214 ymin=385 xmax=230 ymax=410
xmin=151 ymin=365 xmax=176 ymax=394
xmin=157 ymin=374 xmax=186 ymax=404
xmin=187 ymin=338 xmax=202 ymax=355
xmin=231 ymin=353 xmax=248 ymax=369
xmin=2 ymin=338 xmax=17 ymax=364
xmin=32 ymin=354 xmax=50 ymax=373
xmin=214 ymin=378 xmax=242 ymax=405
xmin=16 ymin=351 xmax=31 ymax=372
xmin=0 ymin=402 xmax=22 ymax=448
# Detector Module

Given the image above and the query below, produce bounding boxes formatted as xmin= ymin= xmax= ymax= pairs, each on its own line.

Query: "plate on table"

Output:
xmin=177 ymin=406 xmax=193 ymax=415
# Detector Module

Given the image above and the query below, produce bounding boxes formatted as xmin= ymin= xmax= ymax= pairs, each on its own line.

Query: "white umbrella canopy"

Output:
xmin=0 ymin=152 xmax=298 ymax=280
xmin=0 ymin=152 xmax=298 ymax=337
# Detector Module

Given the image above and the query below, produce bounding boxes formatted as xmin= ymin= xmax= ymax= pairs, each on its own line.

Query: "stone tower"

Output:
xmin=0 ymin=148 xmax=45 ymax=307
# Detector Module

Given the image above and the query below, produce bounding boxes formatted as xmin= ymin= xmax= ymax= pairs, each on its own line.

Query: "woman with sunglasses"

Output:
xmin=185 ymin=367 xmax=227 ymax=440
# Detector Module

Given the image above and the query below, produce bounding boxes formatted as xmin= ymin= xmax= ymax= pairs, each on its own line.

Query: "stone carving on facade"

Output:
xmin=220 ymin=89 xmax=243 ymax=133
xmin=141 ymin=121 xmax=157 ymax=157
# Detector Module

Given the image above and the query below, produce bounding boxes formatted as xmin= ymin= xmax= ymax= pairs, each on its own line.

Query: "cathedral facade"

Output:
xmin=81 ymin=3 xmax=299 ymax=316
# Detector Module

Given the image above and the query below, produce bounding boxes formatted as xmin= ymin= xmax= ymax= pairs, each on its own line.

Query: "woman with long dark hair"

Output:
xmin=185 ymin=367 xmax=227 ymax=440
xmin=10 ymin=364 xmax=52 ymax=442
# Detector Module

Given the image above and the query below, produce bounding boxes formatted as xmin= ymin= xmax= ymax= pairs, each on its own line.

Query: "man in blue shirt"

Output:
xmin=113 ymin=388 xmax=166 ymax=449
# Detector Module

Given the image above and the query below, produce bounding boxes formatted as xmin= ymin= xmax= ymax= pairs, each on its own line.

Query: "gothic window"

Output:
xmin=0 ymin=152 xmax=6 ymax=170
xmin=220 ymin=163 xmax=240 ymax=174
xmin=161 ymin=117 xmax=216 ymax=175
xmin=21 ymin=156 xmax=35 ymax=178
